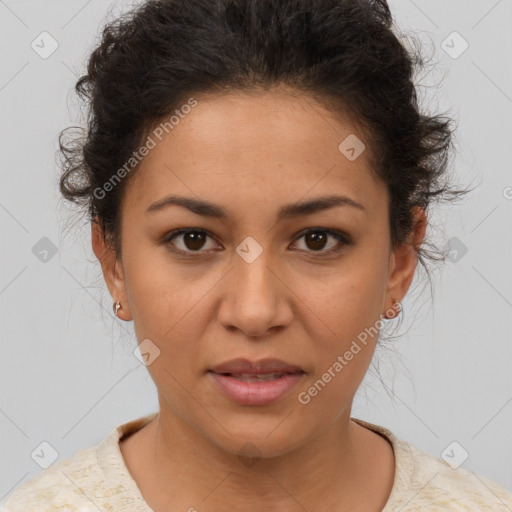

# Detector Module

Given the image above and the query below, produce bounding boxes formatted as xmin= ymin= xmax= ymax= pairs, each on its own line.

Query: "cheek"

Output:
xmin=293 ymin=279 xmax=382 ymax=420
xmin=306 ymin=263 xmax=386 ymax=344
xmin=296 ymin=250 xmax=388 ymax=391
xmin=123 ymin=254 xmax=207 ymax=393
xmin=122 ymin=244 xmax=221 ymax=346
xmin=121 ymin=242 xmax=177 ymax=340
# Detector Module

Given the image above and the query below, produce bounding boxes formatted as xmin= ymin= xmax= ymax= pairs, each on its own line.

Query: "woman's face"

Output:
xmin=94 ymin=87 xmax=424 ymax=458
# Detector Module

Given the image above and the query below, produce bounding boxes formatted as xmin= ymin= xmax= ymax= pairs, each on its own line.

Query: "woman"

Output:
xmin=5 ymin=0 xmax=512 ymax=510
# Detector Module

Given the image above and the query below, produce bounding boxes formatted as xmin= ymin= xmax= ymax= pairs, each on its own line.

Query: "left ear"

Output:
xmin=384 ymin=206 xmax=427 ymax=313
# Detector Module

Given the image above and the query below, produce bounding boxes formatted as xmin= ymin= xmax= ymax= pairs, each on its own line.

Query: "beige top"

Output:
xmin=3 ymin=413 xmax=512 ymax=511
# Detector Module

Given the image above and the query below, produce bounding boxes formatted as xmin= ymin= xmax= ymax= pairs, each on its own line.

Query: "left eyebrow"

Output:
xmin=277 ymin=194 xmax=366 ymax=220
xmin=145 ymin=194 xmax=366 ymax=220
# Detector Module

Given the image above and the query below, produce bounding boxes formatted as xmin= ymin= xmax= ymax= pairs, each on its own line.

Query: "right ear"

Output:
xmin=91 ymin=218 xmax=132 ymax=321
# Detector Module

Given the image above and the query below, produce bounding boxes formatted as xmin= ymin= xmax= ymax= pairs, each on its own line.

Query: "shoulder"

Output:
xmin=2 ymin=413 xmax=157 ymax=512
xmin=391 ymin=436 xmax=512 ymax=510
xmin=353 ymin=418 xmax=512 ymax=511
xmin=2 ymin=444 xmax=105 ymax=511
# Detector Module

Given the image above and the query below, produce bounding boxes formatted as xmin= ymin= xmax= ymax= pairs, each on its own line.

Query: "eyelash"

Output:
xmin=162 ymin=228 xmax=352 ymax=257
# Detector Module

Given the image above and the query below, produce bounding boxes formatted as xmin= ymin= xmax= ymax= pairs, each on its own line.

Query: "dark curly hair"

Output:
xmin=58 ymin=0 xmax=472 ymax=296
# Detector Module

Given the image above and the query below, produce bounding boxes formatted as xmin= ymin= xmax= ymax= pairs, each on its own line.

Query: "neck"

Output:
xmin=122 ymin=401 xmax=394 ymax=511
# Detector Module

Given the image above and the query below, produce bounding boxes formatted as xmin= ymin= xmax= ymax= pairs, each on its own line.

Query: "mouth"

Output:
xmin=210 ymin=371 xmax=304 ymax=381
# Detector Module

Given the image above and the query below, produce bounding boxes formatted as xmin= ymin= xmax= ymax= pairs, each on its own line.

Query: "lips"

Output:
xmin=207 ymin=368 xmax=304 ymax=406
xmin=207 ymin=358 xmax=306 ymax=405
xmin=209 ymin=357 xmax=305 ymax=376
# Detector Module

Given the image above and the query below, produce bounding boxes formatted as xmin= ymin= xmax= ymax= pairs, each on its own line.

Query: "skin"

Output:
xmin=92 ymin=86 xmax=427 ymax=512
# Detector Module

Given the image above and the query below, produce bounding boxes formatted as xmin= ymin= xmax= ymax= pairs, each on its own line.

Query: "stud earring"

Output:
xmin=113 ymin=301 xmax=122 ymax=317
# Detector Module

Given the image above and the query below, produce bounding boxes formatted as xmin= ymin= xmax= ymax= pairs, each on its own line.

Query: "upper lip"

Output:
xmin=209 ymin=358 xmax=305 ymax=375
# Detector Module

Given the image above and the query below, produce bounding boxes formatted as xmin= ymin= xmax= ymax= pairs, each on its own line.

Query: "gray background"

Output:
xmin=1 ymin=0 xmax=511 ymax=505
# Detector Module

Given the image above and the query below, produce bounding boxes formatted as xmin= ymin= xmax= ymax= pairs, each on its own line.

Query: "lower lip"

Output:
xmin=207 ymin=371 xmax=304 ymax=405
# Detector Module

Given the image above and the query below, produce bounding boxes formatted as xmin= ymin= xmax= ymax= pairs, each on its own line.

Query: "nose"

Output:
xmin=217 ymin=246 xmax=293 ymax=338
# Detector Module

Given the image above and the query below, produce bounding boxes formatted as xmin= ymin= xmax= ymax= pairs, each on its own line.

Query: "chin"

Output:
xmin=200 ymin=416 xmax=309 ymax=461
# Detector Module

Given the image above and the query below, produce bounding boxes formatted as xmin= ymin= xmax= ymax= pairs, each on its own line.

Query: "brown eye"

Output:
xmin=164 ymin=229 xmax=219 ymax=253
xmin=292 ymin=228 xmax=350 ymax=255
xmin=182 ymin=231 xmax=207 ymax=250
xmin=304 ymin=231 xmax=328 ymax=251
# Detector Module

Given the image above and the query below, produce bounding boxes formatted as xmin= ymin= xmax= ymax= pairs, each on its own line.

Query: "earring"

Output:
xmin=113 ymin=301 xmax=122 ymax=317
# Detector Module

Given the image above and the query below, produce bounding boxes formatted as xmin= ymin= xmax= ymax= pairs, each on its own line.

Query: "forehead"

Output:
xmin=122 ymin=88 xmax=387 ymax=219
